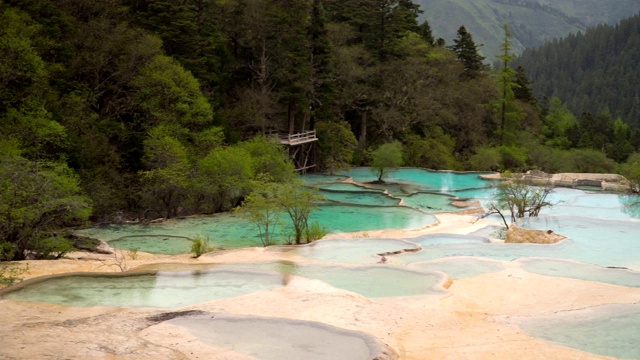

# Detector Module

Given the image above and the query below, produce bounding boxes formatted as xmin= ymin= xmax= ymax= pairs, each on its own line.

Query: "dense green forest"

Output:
xmin=514 ymin=13 xmax=640 ymax=128
xmin=415 ymin=0 xmax=640 ymax=58
xmin=1 ymin=0 xmax=640 ymax=260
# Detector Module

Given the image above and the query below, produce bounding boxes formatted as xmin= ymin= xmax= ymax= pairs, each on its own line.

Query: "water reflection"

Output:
xmin=619 ymin=193 xmax=640 ymax=218
xmin=3 ymin=270 xmax=285 ymax=308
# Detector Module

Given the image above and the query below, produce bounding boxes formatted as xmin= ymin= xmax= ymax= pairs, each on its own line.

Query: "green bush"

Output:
xmin=31 ymin=236 xmax=75 ymax=260
xmin=562 ymin=149 xmax=616 ymax=173
xmin=0 ymin=241 xmax=17 ymax=262
xmin=304 ymin=221 xmax=328 ymax=243
xmin=620 ymin=153 xmax=640 ymax=193
xmin=499 ymin=146 xmax=528 ymax=171
xmin=191 ymin=235 xmax=214 ymax=258
xmin=467 ymin=146 xmax=501 ymax=171
xmin=403 ymin=132 xmax=461 ymax=170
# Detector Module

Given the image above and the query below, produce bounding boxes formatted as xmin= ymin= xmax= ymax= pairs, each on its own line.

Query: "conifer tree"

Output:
xmin=513 ymin=65 xmax=536 ymax=105
xmin=449 ymin=26 xmax=486 ymax=79
xmin=417 ymin=20 xmax=434 ymax=45
xmin=308 ymin=0 xmax=336 ymax=126
xmin=495 ymin=24 xmax=524 ymax=146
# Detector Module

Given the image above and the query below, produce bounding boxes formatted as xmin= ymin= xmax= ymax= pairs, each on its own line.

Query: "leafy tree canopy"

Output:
xmin=370 ymin=141 xmax=403 ymax=182
xmin=0 ymin=156 xmax=92 ymax=260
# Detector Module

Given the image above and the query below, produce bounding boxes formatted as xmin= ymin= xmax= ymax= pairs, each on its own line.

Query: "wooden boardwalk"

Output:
xmin=276 ymin=130 xmax=317 ymax=172
xmin=278 ymin=130 xmax=317 ymax=146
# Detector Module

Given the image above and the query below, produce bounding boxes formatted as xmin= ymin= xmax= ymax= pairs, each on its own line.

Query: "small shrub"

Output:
xmin=128 ymin=248 xmax=139 ymax=260
xmin=304 ymin=222 xmax=327 ymax=242
xmin=191 ymin=235 xmax=214 ymax=258
xmin=0 ymin=263 xmax=29 ymax=289
xmin=0 ymin=241 xmax=16 ymax=261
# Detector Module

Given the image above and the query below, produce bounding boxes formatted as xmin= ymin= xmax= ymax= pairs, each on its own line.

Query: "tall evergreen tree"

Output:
xmin=449 ymin=26 xmax=486 ymax=79
xmin=495 ymin=24 xmax=524 ymax=146
xmin=308 ymin=0 xmax=336 ymax=126
xmin=417 ymin=20 xmax=434 ymax=45
xmin=513 ymin=65 xmax=536 ymax=105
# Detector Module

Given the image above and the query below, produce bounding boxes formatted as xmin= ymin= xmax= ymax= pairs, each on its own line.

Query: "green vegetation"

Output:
xmin=486 ymin=174 xmax=555 ymax=229
xmin=279 ymin=180 xmax=324 ymax=244
xmin=238 ymin=177 xmax=323 ymax=246
xmin=190 ymin=235 xmax=214 ymax=258
xmin=305 ymin=221 xmax=328 ymax=243
xmin=128 ymin=248 xmax=139 ymax=260
xmin=0 ymin=157 xmax=91 ymax=260
xmin=370 ymin=141 xmax=404 ymax=183
xmin=448 ymin=26 xmax=487 ymax=79
xmin=515 ymin=13 xmax=640 ymax=129
xmin=236 ymin=179 xmax=284 ymax=247
xmin=0 ymin=262 xmax=28 ymax=289
xmin=494 ymin=24 xmax=524 ymax=147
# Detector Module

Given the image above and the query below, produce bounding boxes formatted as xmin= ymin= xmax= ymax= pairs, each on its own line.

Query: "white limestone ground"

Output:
xmin=1 ymin=214 xmax=637 ymax=359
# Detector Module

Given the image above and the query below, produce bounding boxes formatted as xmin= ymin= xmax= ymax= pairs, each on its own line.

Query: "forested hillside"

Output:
xmin=416 ymin=0 xmax=640 ymax=58
xmin=515 ymin=13 xmax=640 ymax=129
xmin=1 ymin=0 xmax=640 ymax=260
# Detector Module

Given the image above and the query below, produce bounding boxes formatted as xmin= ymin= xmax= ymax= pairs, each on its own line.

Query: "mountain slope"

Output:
xmin=514 ymin=13 xmax=640 ymax=128
xmin=416 ymin=0 xmax=640 ymax=59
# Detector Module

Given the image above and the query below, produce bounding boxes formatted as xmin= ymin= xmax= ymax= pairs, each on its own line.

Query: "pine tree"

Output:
xmin=495 ymin=24 xmax=524 ymax=146
xmin=513 ymin=65 xmax=536 ymax=105
xmin=417 ymin=20 xmax=434 ymax=45
xmin=308 ymin=0 xmax=336 ymax=126
xmin=449 ymin=26 xmax=487 ymax=79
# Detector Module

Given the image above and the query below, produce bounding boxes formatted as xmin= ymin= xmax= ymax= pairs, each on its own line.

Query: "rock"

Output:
xmin=505 ymin=225 xmax=566 ymax=244
xmin=93 ymin=240 xmax=114 ymax=254
xmin=69 ymin=235 xmax=113 ymax=254
xmin=493 ymin=171 xmax=632 ymax=191
xmin=451 ymin=200 xmax=482 ymax=208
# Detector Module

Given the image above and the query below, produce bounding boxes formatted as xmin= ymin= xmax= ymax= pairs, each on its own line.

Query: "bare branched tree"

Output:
xmin=483 ymin=174 xmax=555 ymax=229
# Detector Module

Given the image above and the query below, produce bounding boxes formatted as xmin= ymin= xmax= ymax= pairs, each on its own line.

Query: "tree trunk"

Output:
xmin=359 ymin=111 xmax=367 ymax=162
xmin=288 ymin=101 xmax=295 ymax=135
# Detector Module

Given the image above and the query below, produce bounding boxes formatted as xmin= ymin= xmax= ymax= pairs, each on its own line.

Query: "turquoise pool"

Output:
xmin=7 ymin=167 xmax=640 ymax=358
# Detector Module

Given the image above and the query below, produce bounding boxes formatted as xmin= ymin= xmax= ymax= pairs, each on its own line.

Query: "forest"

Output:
xmin=1 ymin=0 xmax=640 ymax=260
xmin=415 ymin=0 xmax=640 ymax=58
xmin=514 ymin=13 xmax=640 ymax=128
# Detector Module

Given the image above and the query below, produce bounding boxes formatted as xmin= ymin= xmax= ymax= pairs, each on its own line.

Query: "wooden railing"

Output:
xmin=278 ymin=130 xmax=317 ymax=145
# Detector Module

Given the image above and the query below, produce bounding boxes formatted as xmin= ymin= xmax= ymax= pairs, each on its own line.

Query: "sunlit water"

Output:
xmin=77 ymin=205 xmax=437 ymax=251
xmin=337 ymin=168 xmax=492 ymax=193
xmin=76 ymin=168 xmax=488 ymax=252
